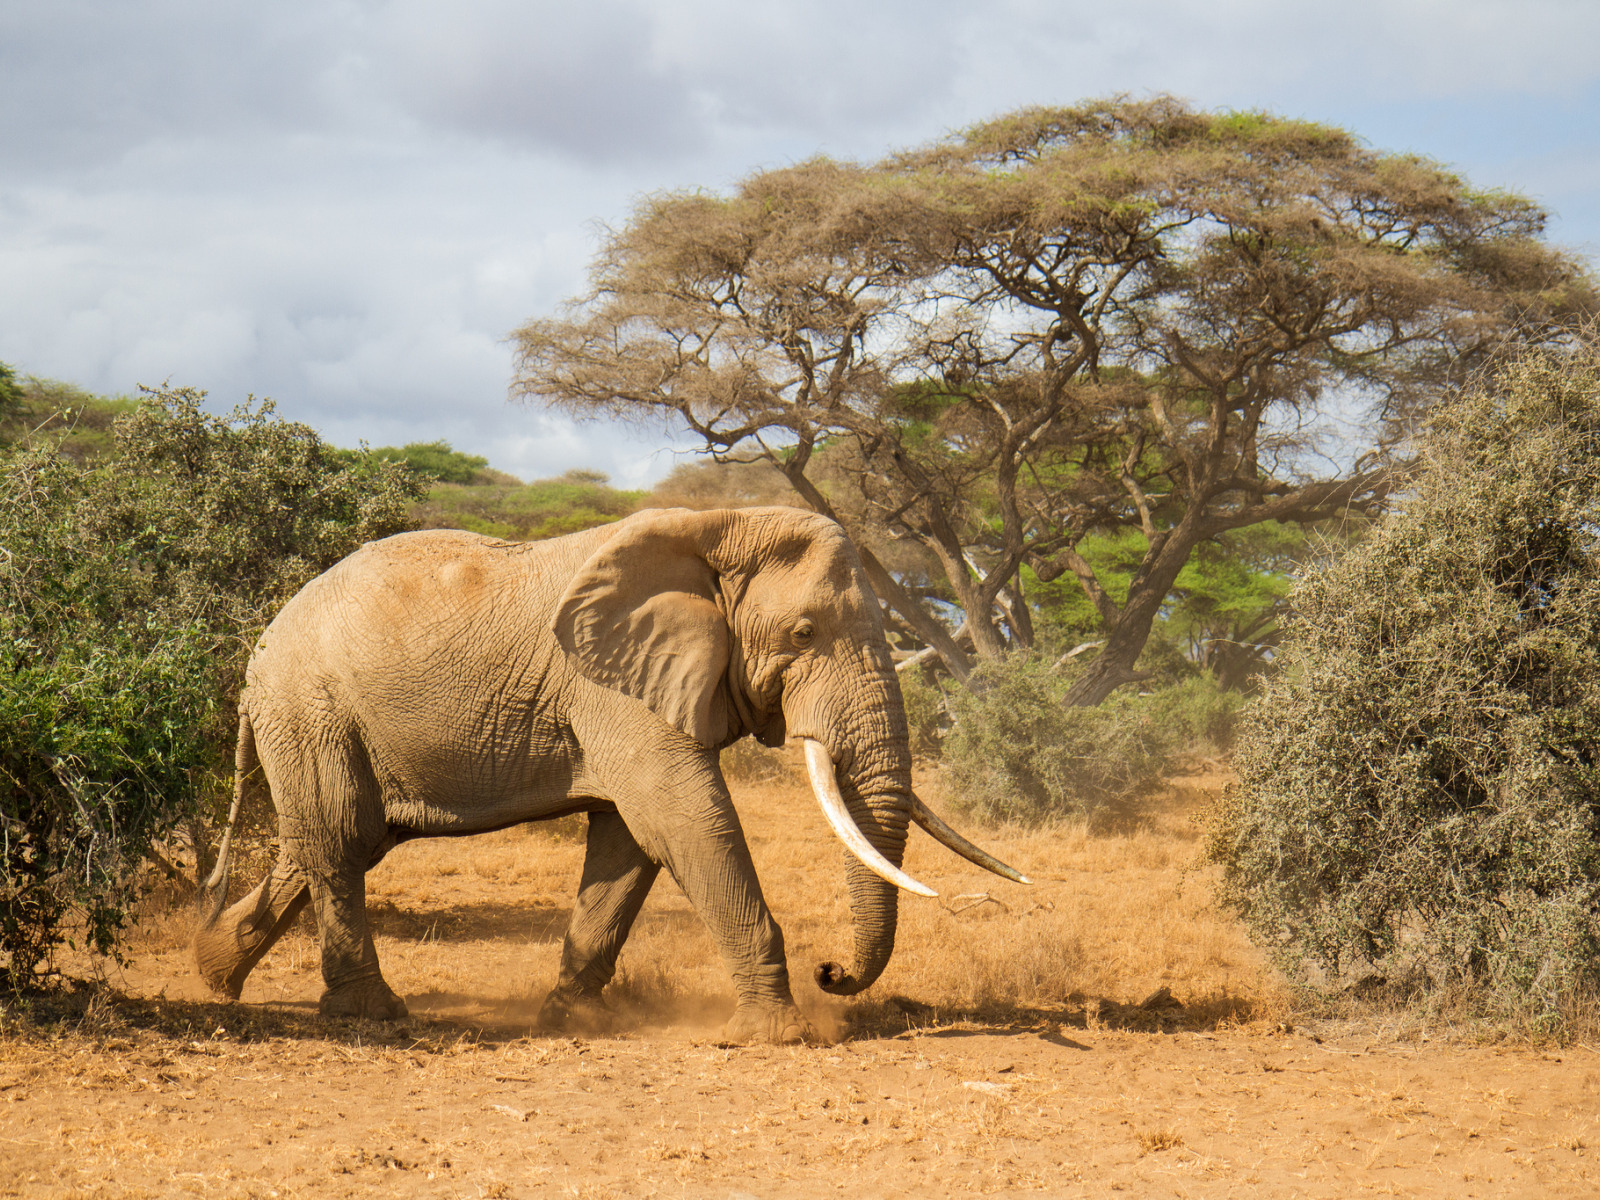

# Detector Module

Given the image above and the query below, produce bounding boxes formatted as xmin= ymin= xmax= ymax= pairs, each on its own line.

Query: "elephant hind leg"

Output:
xmin=194 ymin=855 xmax=311 ymax=1000
xmin=540 ymin=809 xmax=660 ymax=1032
xmin=304 ymin=862 xmax=407 ymax=1021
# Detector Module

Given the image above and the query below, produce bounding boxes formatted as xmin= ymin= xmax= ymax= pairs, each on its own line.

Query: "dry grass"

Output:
xmin=293 ymin=748 xmax=1283 ymax=1037
xmin=6 ymin=749 xmax=1599 ymax=1197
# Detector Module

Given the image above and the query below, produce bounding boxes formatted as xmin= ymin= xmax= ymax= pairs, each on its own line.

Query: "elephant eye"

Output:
xmin=792 ymin=620 xmax=816 ymax=648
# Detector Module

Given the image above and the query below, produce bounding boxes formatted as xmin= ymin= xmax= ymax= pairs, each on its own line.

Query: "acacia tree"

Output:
xmin=515 ymin=97 xmax=1595 ymax=704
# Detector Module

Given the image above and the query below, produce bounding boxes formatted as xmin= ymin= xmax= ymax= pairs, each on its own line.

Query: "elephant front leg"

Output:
xmin=574 ymin=711 xmax=815 ymax=1044
xmin=539 ymin=809 xmax=660 ymax=1033
xmin=645 ymin=799 xmax=815 ymax=1045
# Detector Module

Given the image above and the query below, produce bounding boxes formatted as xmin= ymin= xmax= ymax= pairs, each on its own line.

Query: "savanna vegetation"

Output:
xmin=4 ymin=96 xmax=1600 ymax=1057
xmin=0 ymin=380 xmax=422 ymax=988
xmin=1210 ymin=341 xmax=1600 ymax=1029
xmin=514 ymin=96 xmax=1595 ymax=707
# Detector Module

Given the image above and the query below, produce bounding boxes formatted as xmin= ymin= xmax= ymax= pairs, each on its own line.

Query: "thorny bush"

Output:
xmin=1209 ymin=344 xmax=1600 ymax=1029
xmin=0 ymin=388 xmax=421 ymax=989
xmin=936 ymin=652 xmax=1240 ymax=824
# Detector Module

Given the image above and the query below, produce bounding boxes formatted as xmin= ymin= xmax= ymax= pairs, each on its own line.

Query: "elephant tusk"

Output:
xmin=801 ymin=739 xmax=937 ymax=899
xmin=907 ymin=793 xmax=1032 ymax=885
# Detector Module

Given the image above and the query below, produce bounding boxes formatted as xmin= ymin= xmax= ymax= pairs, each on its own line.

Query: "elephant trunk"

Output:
xmin=814 ymin=840 xmax=905 ymax=995
xmin=805 ymin=675 xmax=916 ymax=995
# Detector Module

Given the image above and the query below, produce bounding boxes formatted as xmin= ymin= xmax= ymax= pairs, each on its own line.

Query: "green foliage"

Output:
xmin=92 ymin=390 xmax=424 ymax=636
xmin=349 ymin=440 xmax=493 ymax=485
xmin=0 ymin=371 xmax=138 ymax=462
xmin=0 ymin=386 xmax=423 ymax=988
xmin=1209 ymin=346 xmax=1600 ymax=1024
xmin=1025 ymin=530 xmax=1144 ymax=639
xmin=0 ymin=363 xmax=22 ymax=428
xmin=1027 ymin=524 xmax=1307 ymax=692
xmin=940 ymin=653 xmax=1241 ymax=824
xmin=0 ymin=449 xmax=220 ymax=986
xmin=1165 ymin=523 xmax=1311 ymax=691
xmin=418 ymin=469 xmax=644 ymax=541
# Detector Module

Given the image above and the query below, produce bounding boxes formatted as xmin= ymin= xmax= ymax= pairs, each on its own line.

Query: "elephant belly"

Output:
xmin=368 ymin=720 xmax=592 ymax=834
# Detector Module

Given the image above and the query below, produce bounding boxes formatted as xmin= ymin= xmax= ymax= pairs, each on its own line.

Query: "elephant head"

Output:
xmin=552 ymin=506 xmax=1026 ymax=996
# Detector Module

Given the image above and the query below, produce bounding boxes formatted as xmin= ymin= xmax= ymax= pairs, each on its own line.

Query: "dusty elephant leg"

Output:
xmin=304 ymin=863 xmax=407 ymax=1020
xmin=539 ymin=810 xmax=660 ymax=1032
xmin=194 ymin=856 xmax=311 ymax=1000
xmin=638 ymin=791 xmax=813 ymax=1045
xmin=572 ymin=711 xmax=813 ymax=1045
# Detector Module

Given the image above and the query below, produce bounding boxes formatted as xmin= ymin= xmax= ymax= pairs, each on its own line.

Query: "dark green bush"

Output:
xmin=0 ymin=362 xmax=22 ymax=428
xmin=1208 ymin=346 xmax=1600 ymax=1025
xmin=940 ymin=653 xmax=1240 ymax=824
xmin=349 ymin=440 xmax=494 ymax=485
xmin=0 ymin=387 xmax=423 ymax=988
xmin=0 ymin=450 xmax=220 ymax=985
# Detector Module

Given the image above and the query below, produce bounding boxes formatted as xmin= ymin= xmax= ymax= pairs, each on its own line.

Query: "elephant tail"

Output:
xmin=196 ymin=706 xmax=255 ymax=929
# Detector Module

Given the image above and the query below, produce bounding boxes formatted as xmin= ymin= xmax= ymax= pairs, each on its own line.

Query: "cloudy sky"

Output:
xmin=3 ymin=1 xmax=1597 ymax=484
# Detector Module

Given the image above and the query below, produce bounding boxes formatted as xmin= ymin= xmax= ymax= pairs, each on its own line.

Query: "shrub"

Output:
xmin=350 ymin=440 xmax=494 ymax=485
xmin=417 ymin=470 xmax=644 ymax=541
xmin=940 ymin=653 xmax=1240 ymax=824
xmin=1208 ymin=345 xmax=1600 ymax=1024
xmin=0 ymin=451 xmax=221 ymax=985
xmin=0 ymin=387 xmax=423 ymax=988
xmin=0 ymin=370 xmax=140 ymax=462
xmin=897 ymin=665 xmax=948 ymax=757
xmin=0 ymin=362 xmax=22 ymax=428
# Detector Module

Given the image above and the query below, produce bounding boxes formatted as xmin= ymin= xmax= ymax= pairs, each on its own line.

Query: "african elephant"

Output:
xmin=192 ymin=506 xmax=1025 ymax=1043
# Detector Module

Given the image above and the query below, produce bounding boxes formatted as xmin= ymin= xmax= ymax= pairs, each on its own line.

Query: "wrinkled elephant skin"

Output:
xmin=193 ymin=508 xmax=934 ymax=1044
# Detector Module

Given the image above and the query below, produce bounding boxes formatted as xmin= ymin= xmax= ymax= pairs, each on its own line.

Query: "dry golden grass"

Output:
xmin=4 ymin=749 xmax=1599 ymax=1198
xmin=333 ymin=749 xmax=1283 ymax=1038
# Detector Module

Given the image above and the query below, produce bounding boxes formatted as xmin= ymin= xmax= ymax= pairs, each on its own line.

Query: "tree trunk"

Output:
xmin=1062 ymin=528 xmax=1200 ymax=707
xmin=856 ymin=549 xmax=975 ymax=684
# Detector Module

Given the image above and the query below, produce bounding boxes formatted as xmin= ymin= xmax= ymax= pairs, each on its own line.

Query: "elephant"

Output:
xmin=192 ymin=506 xmax=1026 ymax=1043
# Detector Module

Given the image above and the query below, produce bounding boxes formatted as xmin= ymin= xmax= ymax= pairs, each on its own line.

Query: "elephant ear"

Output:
xmin=552 ymin=511 xmax=733 ymax=747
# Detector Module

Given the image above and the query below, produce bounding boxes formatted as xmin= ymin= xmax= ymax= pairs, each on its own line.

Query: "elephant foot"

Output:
xmin=194 ymin=943 xmax=246 ymax=1001
xmin=723 ymin=1003 xmax=816 ymax=1045
xmin=537 ymin=987 xmax=615 ymax=1035
xmin=319 ymin=976 xmax=408 ymax=1021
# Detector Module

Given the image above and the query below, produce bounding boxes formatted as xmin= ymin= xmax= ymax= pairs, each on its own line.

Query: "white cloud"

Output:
xmin=1 ymin=0 xmax=1596 ymax=482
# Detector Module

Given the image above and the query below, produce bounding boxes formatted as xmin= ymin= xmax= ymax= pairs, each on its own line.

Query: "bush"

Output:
xmin=939 ymin=653 xmax=1240 ymax=824
xmin=0 ymin=450 xmax=221 ymax=985
xmin=0 ymin=387 xmax=424 ymax=988
xmin=0 ymin=370 xmax=140 ymax=462
xmin=417 ymin=469 xmax=644 ymax=541
xmin=1208 ymin=346 xmax=1600 ymax=1024
xmin=897 ymin=665 xmax=948 ymax=757
xmin=347 ymin=440 xmax=495 ymax=485
xmin=0 ymin=362 xmax=22 ymax=428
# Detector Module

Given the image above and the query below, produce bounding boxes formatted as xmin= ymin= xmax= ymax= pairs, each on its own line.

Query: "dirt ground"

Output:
xmin=4 ymin=760 xmax=1599 ymax=1198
